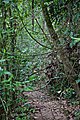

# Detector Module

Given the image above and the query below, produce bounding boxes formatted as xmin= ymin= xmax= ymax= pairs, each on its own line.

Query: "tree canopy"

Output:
xmin=0 ymin=0 xmax=80 ymax=119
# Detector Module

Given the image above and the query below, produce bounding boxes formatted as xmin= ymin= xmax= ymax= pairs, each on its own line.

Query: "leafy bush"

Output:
xmin=74 ymin=109 xmax=80 ymax=120
xmin=63 ymin=88 xmax=76 ymax=99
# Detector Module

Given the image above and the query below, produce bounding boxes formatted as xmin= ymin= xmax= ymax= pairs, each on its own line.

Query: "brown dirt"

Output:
xmin=23 ymin=88 xmax=80 ymax=120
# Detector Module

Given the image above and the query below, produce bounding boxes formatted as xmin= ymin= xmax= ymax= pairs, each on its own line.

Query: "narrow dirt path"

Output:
xmin=23 ymin=89 xmax=71 ymax=120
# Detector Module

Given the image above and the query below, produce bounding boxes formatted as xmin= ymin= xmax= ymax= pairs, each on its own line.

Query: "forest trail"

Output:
xmin=23 ymin=88 xmax=78 ymax=120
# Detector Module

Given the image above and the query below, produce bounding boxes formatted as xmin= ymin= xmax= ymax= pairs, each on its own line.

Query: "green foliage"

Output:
xmin=63 ymin=88 xmax=76 ymax=99
xmin=0 ymin=68 xmax=34 ymax=119
xmin=70 ymin=35 xmax=80 ymax=48
xmin=76 ymin=79 xmax=80 ymax=84
xmin=0 ymin=69 xmax=13 ymax=117
xmin=0 ymin=0 xmax=80 ymax=119
xmin=74 ymin=109 xmax=80 ymax=120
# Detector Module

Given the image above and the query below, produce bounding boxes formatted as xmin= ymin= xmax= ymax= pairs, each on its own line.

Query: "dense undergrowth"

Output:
xmin=0 ymin=0 xmax=80 ymax=120
xmin=0 ymin=66 xmax=80 ymax=120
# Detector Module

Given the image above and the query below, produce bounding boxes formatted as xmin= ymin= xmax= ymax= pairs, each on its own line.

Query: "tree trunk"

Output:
xmin=9 ymin=6 xmax=16 ymax=100
xmin=32 ymin=0 xmax=34 ymax=31
xmin=41 ymin=1 xmax=80 ymax=97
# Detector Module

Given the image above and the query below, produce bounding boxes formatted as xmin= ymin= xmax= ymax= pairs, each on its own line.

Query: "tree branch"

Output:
xmin=16 ymin=5 xmax=52 ymax=50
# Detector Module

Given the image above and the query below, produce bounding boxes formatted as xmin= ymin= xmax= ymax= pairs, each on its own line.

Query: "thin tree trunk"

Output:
xmin=32 ymin=0 xmax=34 ymax=31
xmin=1 ymin=1 xmax=9 ymax=119
xmin=9 ymin=7 xmax=16 ymax=101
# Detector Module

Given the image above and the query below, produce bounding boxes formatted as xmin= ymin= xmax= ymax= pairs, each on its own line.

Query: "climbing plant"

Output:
xmin=0 ymin=0 xmax=80 ymax=119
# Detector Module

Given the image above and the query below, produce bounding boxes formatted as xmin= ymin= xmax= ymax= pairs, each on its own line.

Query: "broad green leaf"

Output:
xmin=70 ymin=36 xmax=80 ymax=48
xmin=0 ymin=70 xmax=12 ymax=77
xmin=14 ymin=81 xmax=22 ymax=87
xmin=0 ymin=59 xmax=6 ymax=62
xmin=1 ymin=75 xmax=13 ymax=83
xmin=3 ymin=0 xmax=10 ymax=3
xmin=71 ymin=36 xmax=80 ymax=42
xmin=3 ymin=71 xmax=12 ymax=76
xmin=8 ymin=75 xmax=13 ymax=81
xmin=0 ymin=71 xmax=3 ymax=77
xmin=3 ymin=49 xmax=6 ymax=53
xmin=76 ymin=79 xmax=80 ymax=84
xmin=29 ymin=75 xmax=37 ymax=81
xmin=70 ymin=40 xmax=76 ymax=48
xmin=22 ymin=81 xmax=30 ymax=84
xmin=2 ymin=79 xmax=10 ymax=83
xmin=23 ymin=86 xmax=33 ymax=91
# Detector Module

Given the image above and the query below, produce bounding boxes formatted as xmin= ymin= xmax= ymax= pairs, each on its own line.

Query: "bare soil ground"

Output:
xmin=23 ymin=88 xmax=80 ymax=120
